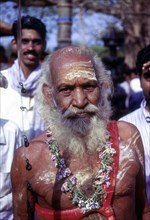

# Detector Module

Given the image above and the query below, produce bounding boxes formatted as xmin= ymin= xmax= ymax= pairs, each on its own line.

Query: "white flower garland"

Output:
xmin=46 ymin=128 xmax=116 ymax=214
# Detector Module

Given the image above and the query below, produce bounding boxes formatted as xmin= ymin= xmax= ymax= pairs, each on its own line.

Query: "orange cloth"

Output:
xmin=35 ymin=121 xmax=119 ymax=220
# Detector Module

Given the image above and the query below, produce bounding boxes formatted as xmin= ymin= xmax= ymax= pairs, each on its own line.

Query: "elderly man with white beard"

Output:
xmin=11 ymin=46 xmax=150 ymax=220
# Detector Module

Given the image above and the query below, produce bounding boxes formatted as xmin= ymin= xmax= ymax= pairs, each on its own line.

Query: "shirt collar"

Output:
xmin=141 ymin=99 xmax=150 ymax=123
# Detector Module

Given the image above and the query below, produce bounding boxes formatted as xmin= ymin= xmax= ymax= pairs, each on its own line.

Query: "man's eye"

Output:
xmin=21 ymin=39 xmax=42 ymax=45
xmin=22 ymin=39 xmax=29 ymax=44
xmin=59 ymin=87 xmax=72 ymax=95
xmin=83 ymin=84 xmax=97 ymax=91
xmin=33 ymin=39 xmax=42 ymax=45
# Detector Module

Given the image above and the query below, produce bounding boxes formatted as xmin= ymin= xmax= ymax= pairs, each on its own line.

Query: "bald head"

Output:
xmin=51 ymin=46 xmax=93 ymax=63
xmin=50 ymin=46 xmax=97 ymax=82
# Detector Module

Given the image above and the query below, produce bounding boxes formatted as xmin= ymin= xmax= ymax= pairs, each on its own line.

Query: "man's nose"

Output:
xmin=72 ymin=88 xmax=88 ymax=108
xmin=28 ymin=41 xmax=34 ymax=50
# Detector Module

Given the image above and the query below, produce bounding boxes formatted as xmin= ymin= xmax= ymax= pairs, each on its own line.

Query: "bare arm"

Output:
xmin=118 ymin=121 xmax=150 ymax=219
xmin=134 ymin=131 xmax=150 ymax=219
xmin=11 ymin=147 xmax=34 ymax=220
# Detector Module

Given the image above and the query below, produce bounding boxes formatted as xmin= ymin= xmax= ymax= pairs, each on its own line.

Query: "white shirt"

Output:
xmin=0 ymin=86 xmax=45 ymax=140
xmin=119 ymin=81 xmax=130 ymax=108
xmin=0 ymin=119 xmax=22 ymax=220
xmin=119 ymin=100 xmax=150 ymax=203
xmin=1 ymin=60 xmax=45 ymax=141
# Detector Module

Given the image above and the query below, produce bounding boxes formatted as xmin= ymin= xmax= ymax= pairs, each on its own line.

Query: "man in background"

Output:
xmin=0 ymin=72 xmax=22 ymax=220
xmin=1 ymin=15 xmax=47 ymax=140
xmin=119 ymin=44 xmax=150 ymax=204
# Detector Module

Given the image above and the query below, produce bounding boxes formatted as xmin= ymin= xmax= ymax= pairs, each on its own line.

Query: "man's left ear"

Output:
xmin=42 ymin=83 xmax=52 ymax=105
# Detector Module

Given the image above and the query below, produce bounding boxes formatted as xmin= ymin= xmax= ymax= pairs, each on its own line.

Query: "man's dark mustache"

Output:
xmin=24 ymin=51 xmax=38 ymax=57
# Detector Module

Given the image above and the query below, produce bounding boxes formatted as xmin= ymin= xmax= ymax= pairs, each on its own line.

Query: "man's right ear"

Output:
xmin=42 ymin=83 xmax=52 ymax=105
xmin=11 ymin=39 xmax=17 ymax=52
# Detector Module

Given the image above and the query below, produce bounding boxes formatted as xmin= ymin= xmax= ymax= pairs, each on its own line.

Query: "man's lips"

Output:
xmin=75 ymin=112 xmax=89 ymax=118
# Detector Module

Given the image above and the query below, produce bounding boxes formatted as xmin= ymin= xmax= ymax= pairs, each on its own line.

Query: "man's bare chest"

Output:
xmin=27 ymin=153 xmax=102 ymax=209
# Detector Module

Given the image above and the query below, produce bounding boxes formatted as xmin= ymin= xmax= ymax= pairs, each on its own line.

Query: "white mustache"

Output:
xmin=62 ymin=104 xmax=100 ymax=119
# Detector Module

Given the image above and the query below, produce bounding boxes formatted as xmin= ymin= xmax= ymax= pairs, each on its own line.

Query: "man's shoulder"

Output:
xmin=27 ymin=131 xmax=47 ymax=151
xmin=30 ymin=131 xmax=46 ymax=143
xmin=119 ymin=108 xmax=141 ymax=122
xmin=1 ymin=66 xmax=11 ymax=76
xmin=117 ymin=120 xmax=140 ymax=142
xmin=14 ymin=131 xmax=48 ymax=167
xmin=0 ymin=118 xmax=21 ymax=132
xmin=15 ymin=132 xmax=47 ymax=157
xmin=1 ymin=61 xmax=17 ymax=80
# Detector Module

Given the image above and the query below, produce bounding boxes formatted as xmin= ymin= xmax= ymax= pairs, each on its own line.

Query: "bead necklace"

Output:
xmin=46 ymin=128 xmax=116 ymax=214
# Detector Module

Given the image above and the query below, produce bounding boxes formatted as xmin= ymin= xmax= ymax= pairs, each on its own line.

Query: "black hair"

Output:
xmin=0 ymin=45 xmax=6 ymax=53
xmin=12 ymin=15 xmax=47 ymax=42
xmin=136 ymin=44 xmax=150 ymax=76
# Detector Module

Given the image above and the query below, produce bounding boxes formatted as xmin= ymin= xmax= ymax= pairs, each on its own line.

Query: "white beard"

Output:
xmin=47 ymin=103 xmax=110 ymax=157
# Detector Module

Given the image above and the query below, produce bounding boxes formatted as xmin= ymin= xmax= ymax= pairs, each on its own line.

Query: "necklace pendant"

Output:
xmin=26 ymin=159 xmax=32 ymax=171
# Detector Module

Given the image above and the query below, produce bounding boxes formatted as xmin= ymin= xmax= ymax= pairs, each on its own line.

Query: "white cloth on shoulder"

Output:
xmin=1 ymin=59 xmax=42 ymax=97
